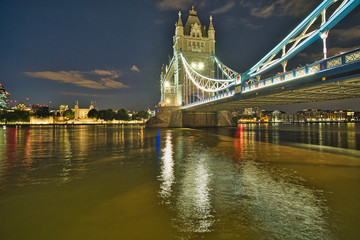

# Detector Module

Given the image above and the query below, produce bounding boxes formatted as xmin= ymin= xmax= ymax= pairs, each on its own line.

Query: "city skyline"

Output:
xmin=1 ymin=0 xmax=360 ymax=111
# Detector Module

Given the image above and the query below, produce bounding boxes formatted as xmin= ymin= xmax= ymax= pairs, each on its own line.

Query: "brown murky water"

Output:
xmin=0 ymin=124 xmax=359 ymax=239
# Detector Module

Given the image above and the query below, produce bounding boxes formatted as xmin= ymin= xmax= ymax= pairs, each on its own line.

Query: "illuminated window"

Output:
xmin=198 ymin=62 xmax=204 ymax=70
xmin=190 ymin=62 xmax=204 ymax=70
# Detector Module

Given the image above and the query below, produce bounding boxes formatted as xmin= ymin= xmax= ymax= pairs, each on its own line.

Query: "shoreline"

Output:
xmin=1 ymin=122 xmax=146 ymax=126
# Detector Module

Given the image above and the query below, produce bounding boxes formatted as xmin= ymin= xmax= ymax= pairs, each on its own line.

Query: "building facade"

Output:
xmin=160 ymin=7 xmax=216 ymax=107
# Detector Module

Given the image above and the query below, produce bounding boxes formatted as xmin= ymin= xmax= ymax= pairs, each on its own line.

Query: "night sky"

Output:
xmin=1 ymin=0 xmax=359 ymax=112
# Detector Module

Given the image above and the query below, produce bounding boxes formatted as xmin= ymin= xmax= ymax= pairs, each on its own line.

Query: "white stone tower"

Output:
xmin=161 ymin=6 xmax=216 ymax=106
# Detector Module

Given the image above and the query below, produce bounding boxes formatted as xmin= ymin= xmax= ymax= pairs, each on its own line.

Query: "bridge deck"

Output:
xmin=184 ymin=57 xmax=360 ymax=111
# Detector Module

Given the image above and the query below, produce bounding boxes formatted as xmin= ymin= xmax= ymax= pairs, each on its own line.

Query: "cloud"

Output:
xmin=130 ymin=65 xmax=140 ymax=72
xmin=156 ymin=0 xmax=206 ymax=11
xmin=225 ymin=16 xmax=262 ymax=30
xmin=332 ymin=25 xmax=360 ymax=42
xmin=211 ymin=1 xmax=235 ymax=15
xmin=239 ymin=18 xmax=262 ymax=30
xmin=25 ymin=70 xmax=128 ymax=89
xmin=93 ymin=69 xmax=120 ymax=78
xmin=251 ymin=4 xmax=275 ymax=18
xmin=241 ymin=0 xmax=318 ymax=18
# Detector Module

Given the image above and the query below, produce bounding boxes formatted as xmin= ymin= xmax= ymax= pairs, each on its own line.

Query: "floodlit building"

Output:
xmin=73 ymin=101 xmax=95 ymax=119
xmin=160 ymin=6 xmax=216 ymax=106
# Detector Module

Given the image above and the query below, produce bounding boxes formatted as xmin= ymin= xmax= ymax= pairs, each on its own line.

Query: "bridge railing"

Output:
xmin=182 ymin=90 xmax=235 ymax=109
xmin=242 ymin=48 xmax=360 ymax=93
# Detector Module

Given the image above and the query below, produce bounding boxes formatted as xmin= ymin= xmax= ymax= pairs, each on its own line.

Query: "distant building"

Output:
xmin=60 ymin=104 xmax=69 ymax=115
xmin=73 ymin=101 xmax=95 ymax=119
xmin=272 ymin=110 xmax=287 ymax=122
xmin=257 ymin=110 xmax=273 ymax=122
xmin=17 ymin=102 xmax=27 ymax=111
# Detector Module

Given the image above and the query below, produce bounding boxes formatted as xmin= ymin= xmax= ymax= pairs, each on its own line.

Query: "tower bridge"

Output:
xmin=147 ymin=0 xmax=360 ymax=128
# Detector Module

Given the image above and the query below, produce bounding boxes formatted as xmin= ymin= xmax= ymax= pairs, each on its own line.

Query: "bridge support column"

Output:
xmin=146 ymin=106 xmax=183 ymax=128
xmin=146 ymin=107 xmax=235 ymax=128
xmin=320 ymin=30 xmax=329 ymax=59
xmin=281 ymin=61 xmax=288 ymax=73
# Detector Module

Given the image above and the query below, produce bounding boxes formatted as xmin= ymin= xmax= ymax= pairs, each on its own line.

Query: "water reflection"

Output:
xmin=241 ymin=161 xmax=330 ymax=239
xmin=0 ymin=125 xmax=147 ymax=189
xmin=155 ymin=126 xmax=338 ymax=238
xmin=0 ymin=128 xmax=6 ymax=181
xmin=157 ymin=131 xmax=214 ymax=235
xmin=62 ymin=127 xmax=72 ymax=183
xmin=175 ymin=150 xmax=213 ymax=234
xmin=1 ymin=125 xmax=359 ymax=239
xmin=159 ymin=131 xmax=174 ymax=202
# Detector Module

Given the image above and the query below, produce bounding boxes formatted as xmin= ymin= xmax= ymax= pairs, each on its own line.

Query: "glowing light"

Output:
xmin=181 ymin=54 xmax=234 ymax=93
xmin=198 ymin=62 xmax=204 ymax=70
xmin=164 ymin=81 xmax=170 ymax=87
xmin=166 ymin=99 xmax=170 ymax=104
xmin=191 ymin=62 xmax=197 ymax=69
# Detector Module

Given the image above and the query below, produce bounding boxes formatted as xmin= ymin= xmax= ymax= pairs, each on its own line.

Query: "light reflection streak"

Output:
xmin=62 ymin=128 xmax=72 ymax=183
xmin=176 ymin=153 xmax=213 ymax=234
xmin=159 ymin=131 xmax=174 ymax=201
xmin=23 ymin=128 xmax=32 ymax=167
xmin=0 ymin=128 xmax=6 ymax=179
xmin=232 ymin=124 xmax=332 ymax=238
xmin=241 ymin=161 xmax=331 ymax=239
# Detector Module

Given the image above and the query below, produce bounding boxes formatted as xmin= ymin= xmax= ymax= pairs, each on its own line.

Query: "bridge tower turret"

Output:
xmin=161 ymin=6 xmax=216 ymax=107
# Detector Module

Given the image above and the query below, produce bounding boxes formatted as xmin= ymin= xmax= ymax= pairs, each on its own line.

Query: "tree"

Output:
xmin=115 ymin=108 xmax=130 ymax=121
xmin=33 ymin=106 xmax=52 ymax=118
xmin=0 ymin=110 xmax=30 ymax=122
xmin=0 ymin=84 xmax=9 ymax=110
xmin=87 ymin=109 xmax=98 ymax=119
xmin=63 ymin=109 xmax=74 ymax=119
xmin=132 ymin=110 xmax=150 ymax=120
xmin=97 ymin=109 xmax=115 ymax=121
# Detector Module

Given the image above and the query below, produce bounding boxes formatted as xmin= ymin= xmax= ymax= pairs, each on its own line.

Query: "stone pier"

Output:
xmin=146 ymin=106 xmax=235 ymax=128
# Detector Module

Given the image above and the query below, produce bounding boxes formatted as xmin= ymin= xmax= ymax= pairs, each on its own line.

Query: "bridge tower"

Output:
xmin=161 ymin=6 xmax=216 ymax=106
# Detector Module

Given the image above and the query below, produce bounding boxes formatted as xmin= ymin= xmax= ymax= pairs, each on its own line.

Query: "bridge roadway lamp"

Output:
xmin=164 ymin=81 xmax=170 ymax=87
xmin=235 ymin=74 xmax=242 ymax=85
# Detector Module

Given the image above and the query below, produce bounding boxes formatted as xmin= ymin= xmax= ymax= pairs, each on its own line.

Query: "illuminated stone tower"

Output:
xmin=161 ymin=6 xmax=216 ymax=106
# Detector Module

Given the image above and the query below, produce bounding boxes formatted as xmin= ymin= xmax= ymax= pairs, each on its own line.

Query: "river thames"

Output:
xmin=0 ymin=124 xmax=359 ymax=240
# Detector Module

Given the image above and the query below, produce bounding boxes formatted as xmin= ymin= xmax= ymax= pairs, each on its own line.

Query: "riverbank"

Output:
xmin=1 ymin=119 xmax=147 ymax=126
